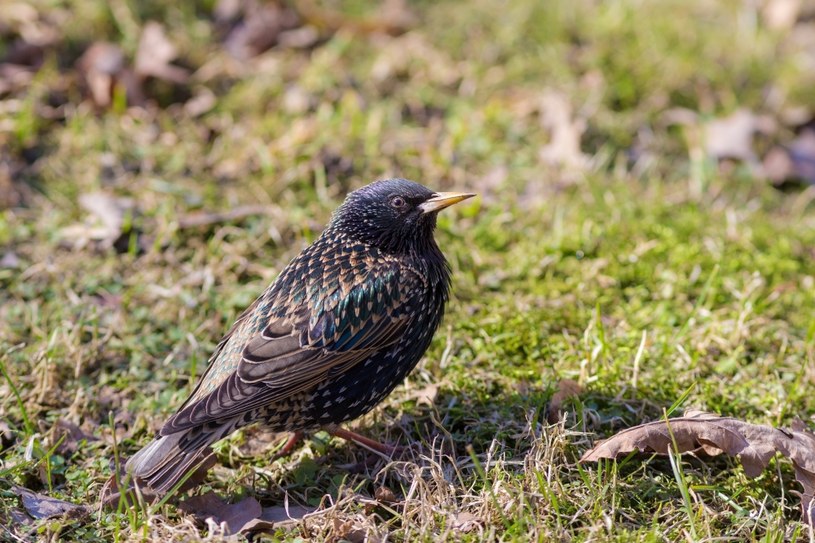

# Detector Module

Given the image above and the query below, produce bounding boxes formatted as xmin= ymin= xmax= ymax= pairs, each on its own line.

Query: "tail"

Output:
xmin=125 ymin=420 xmax=239 ymax=495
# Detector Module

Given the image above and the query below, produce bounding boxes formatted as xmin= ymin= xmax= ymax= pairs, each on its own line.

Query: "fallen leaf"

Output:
xmin=538 ymin=90 xmax=589 ymax=171
xmin=76 ymin=42 xmax=144 ymax=108
xmin=51 ymin=419 xmax=98 ymax=456
xmin=703 ymin=109 xmax=775 ymax=163
xmin=547 ymin=379 xmax=583 ymax=424
xmin=241 ymin=503 xmax=318 ymax=534
xmin=179 ymin=493 xmax=262 ymax=536
xmin=60 ymin=191 xmax=138 ymax=251
xmin=179 ymin=491 xmax=317 ymax=536
xmin=11 ymin=485 xmax=89 ymax=520
xmin=134 ymin=21 xmax=190 ymax=84
xmin=580 ymin=410 xmax=815 ymax=525
xmin=216 ymin=0 xmax=304 ymax=60
xmin=374 ymin=485 xmax=397 ymax=504
xmin=452 ymin=511 xmax=480 ymax=532
xmin=403 ymin=383 xmax=439 ymax=406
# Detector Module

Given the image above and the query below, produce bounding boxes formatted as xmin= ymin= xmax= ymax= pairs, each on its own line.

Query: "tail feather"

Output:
xmin=126 ymin=419 xmax=240 ymax=495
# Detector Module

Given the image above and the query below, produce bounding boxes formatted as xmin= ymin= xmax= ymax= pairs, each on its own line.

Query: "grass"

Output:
xmin=2 ymin=0 xmax=815 ymax=540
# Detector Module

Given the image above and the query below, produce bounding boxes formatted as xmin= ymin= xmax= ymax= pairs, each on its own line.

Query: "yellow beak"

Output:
xmin=419 ymin=191 xmax=476 ymax=214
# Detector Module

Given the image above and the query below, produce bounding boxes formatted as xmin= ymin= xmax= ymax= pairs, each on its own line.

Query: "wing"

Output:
xmin=161 ymin=264 xmax=419 ymax=434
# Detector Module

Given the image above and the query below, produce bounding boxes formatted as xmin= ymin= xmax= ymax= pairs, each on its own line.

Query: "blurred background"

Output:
xmin=2 ymin=0 xmax=815 ymax=540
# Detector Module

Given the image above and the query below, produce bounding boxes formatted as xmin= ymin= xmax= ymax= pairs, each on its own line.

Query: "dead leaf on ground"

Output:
xmin=50 ymin=419 xmax=98 ymax=456
xmin=59 ymin=191 xmax=140 ymax=252
xmin=452 ymin=511 xmax=480 ymax=532
xmin=538 ymin=90 xmax=589 ymax=172
xmin=547 ymin=378 xmax=583 ymax=424
xmin=134 ymin=21 xmax=190 ymax=84
xmin=703 ymin=109 xmax=775 ymax=163
xmin=215 ymin=0 xmax=305 ymax=60
xmin=580 ymin=410 xmax=815 ymax=525
xmin=76 ymin=42 xmax=143 ymax=108
xmin=402 ymin=383 xmax=439 ymax=406
xmin=11 ymin=485 xmax=90 ymax=521
xmin=179 ymin=491 xmax=318 ymax=536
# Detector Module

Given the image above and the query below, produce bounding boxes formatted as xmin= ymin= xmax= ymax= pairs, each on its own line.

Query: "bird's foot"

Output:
xmin=270 ymin=431 xmax=305 ymax=459
xmin=325 ymin=425 xmax=402 ymax=458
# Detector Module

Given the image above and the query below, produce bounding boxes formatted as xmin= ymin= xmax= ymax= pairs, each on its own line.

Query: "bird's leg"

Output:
xmin=325 ymin=425 xmax=400 ymax=457
xmin=271 ymin=431 xmax=304 ymax=458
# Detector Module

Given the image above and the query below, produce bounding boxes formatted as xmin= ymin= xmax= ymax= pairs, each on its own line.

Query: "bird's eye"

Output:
xmin=390 ymin=196 xmax=406 ymax=209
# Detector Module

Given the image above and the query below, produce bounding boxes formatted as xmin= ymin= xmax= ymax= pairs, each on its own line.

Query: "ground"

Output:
xmin=2 ymin=0 xmax=815 ymax=541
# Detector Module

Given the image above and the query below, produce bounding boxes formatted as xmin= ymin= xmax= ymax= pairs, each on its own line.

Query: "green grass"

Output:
xmin=2 ymin=0 xmax=815 ymax=540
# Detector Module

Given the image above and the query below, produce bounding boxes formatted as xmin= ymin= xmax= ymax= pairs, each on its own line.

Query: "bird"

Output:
xmin=126 ymin=178 xmax=475 ymax=495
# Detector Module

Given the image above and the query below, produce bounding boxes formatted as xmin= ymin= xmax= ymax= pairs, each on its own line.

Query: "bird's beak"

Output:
xmin=419 ymin=191 xmax=476 ymax=214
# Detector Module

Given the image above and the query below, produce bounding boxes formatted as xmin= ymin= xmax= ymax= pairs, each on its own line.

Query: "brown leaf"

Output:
xmin=580 ymin=411 xmax=815 ymax=525
xmin=538 ymin=90 xmax=589 ymax=171
xmin=51 ymin=419 xmax=97 ymax=456
xmin=241 ymin=503 xmax=317 ymax=534
xmin=217 ymin=0 xmax=303 ymax=60
xmin=179 ymin=491 xmax=317 ymax=536
xmin=548 ymin=378 xmax=583 ymax=424
xmin=402 ymin=383 xmax=439 ymax=406
xmin=179 ymin=493 xmax=261 ymax=536
xmin=374 ymin=485 xmax=397 ymax=504
xmin=703 ymin=109 xmax=775 ymax=163
xmin=11 ymin=485 xmax=89 ymax=520
xmin=76 ymin=42 xmax=148 ymax=108
xmin=59 ymin=191 xmax=137 ymax=251
xmin=135 ymin=22 xmax=190 ymax=84
xmin=452 ymin=511 xmax=480 ymax=532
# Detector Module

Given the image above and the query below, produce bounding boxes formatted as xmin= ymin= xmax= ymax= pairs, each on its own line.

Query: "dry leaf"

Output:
xmin=374 ymin=485 xmax=397 ymax=504
xmin=179 ymin=491 xmax=316 ymax=536
xmin=452 ymin=511 xmax=480 ymax=532
xmin=538 ymin=90 xmax=589 ymax=171
xmin=402 ymin=383 xmax=439 ymax=406
xmin=547 ymin=378 xmax=583 ymax=424
xmin=216 ymin=0 xmax=303 ymax=60
xmin=703 ymin=109 xmax=775 ymax=163
xmin=51 ymin=419 xmax=97 ymax=456
xmin=135 ymin=22 xmax=190 ymax=84
xmin=59 ymin=191 xmax=137 ymax=251
xmin=11 ymin=485 xmax=89 ymax=520
xmin=580 ymin=410 xmax=815 ymax=525
xmin=179 ymin=493 xmax=261 ymax=536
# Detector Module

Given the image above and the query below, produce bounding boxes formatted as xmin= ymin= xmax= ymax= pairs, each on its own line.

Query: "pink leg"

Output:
xmin=272 ymin=431 xmax=304 ymax=458
xmin=325 ymin=425 xmax=400 ymax=456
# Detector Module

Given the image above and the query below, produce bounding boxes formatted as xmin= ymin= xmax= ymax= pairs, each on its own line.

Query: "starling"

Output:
xmin=126 ymin=178 xmax=475 ymax=494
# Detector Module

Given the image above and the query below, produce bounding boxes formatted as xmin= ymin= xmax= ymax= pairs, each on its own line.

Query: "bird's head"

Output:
xmin=329 ymin=178 xmax=475 ymax=255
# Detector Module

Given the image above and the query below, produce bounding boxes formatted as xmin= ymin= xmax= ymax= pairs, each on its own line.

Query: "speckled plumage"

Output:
xmin=126 ymin=179 xmax=474 ymax=493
